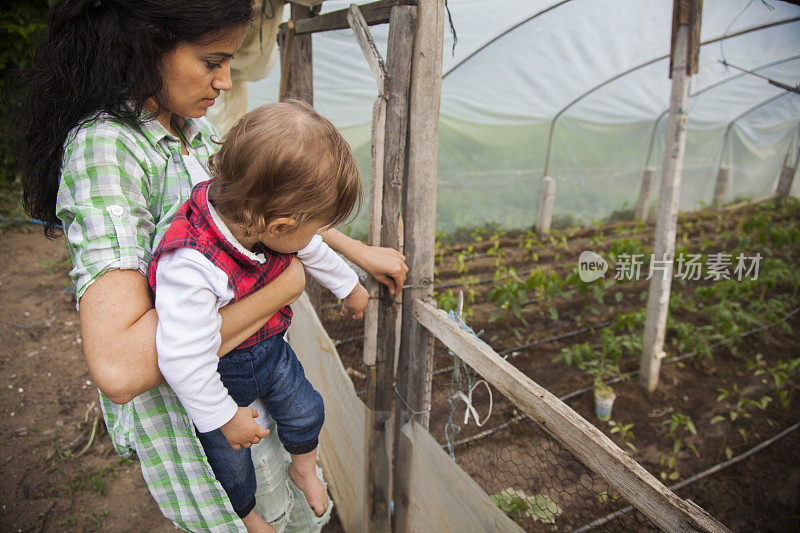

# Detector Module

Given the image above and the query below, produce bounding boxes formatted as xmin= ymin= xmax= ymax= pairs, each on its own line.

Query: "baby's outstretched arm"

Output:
xmin=297 ymin=234 xmax=366 ymax=314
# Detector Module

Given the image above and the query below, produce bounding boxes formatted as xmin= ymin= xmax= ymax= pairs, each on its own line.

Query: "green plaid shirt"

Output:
xmin=56 ymin=114 xmax=246 ymax=531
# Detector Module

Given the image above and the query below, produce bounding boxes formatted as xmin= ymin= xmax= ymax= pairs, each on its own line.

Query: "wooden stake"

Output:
xmin=635 ymin=167 xmax=657 ymax=221
xmin=393 ymin=0 xmax=444 ymax=530
xmin=536 ymin=176 xmax=557 ymax=236
xmin=712 ymin=166 xmax=730 ymax=208
xmin=641 ymin=4 xmax=698 ymax=393
xmin=364 ymin=6 xmax=416 ymax=531
xmin=776 ymin=133 xmax=799 ymax=201
xmin=282 ymin=4 xmax=314 ymax=104
xmin=347 ymin=4 xmax=390 ymax=367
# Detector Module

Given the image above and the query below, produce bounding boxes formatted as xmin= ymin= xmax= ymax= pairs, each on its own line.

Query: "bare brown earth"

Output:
xmin=0 ymin=227 xmax=176 ymax=532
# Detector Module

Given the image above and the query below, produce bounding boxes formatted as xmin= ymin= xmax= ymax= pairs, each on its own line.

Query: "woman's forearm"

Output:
xmin=217 ymin=257 xmax=305 ymax=353
xmin=80 ymin=260 xmax=305 ymax=404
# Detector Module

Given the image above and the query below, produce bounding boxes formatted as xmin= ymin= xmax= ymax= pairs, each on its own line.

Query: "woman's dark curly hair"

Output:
xmin=18 ymin=0 xmax=254 ymax=236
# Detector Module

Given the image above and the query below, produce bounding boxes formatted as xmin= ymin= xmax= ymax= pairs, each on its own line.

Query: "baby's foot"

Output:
xmin=288 ymin=463 xmax=329 ymax=517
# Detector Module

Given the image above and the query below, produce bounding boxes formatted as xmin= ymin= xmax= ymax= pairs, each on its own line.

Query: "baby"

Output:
xmin=148 ymin=100 xmax=368 ymax=531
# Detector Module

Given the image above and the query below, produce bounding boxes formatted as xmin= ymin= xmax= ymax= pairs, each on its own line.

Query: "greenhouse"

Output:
xmin=2 ymin=0 xmax=799 ymax=531
xmin=250 ymin=0 xmax=800 ymax=234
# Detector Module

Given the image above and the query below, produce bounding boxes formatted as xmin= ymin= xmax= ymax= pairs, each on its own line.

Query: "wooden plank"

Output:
xmin=362 ymin=98 xmax=387 ymax=366
xmin=393 ymin=1 xmax=443 ymax=528
xmin=277 ymin=22 xmax=294 ymax=101
xmin=280 ymin=0 xmax=416 ymax=36
xmin=394 ymin=0 xmax=442 ymax=432
xmin=347 ymin=5 xmax=388 ymax=95
xmin=365 ymin=6 xmax=416 ymax=532
xmin=776 ymin=132 xmax=799 ymax=201
xmin=412 ymin=299 xmax=731 ymax=533
xmin=635 ymin=167 xmax=657 ymax=221
xmin=283 ymin=4 xmax=314 ymax=104
xmin=641 ymin=17 xmax=694 ymax=393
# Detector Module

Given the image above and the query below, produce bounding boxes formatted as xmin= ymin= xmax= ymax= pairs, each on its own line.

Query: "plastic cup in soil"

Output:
xmin=594 ymin=389 xmax=616 ymax=421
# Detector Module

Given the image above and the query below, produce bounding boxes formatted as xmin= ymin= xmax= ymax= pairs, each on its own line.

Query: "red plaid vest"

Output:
xmin=148 ymin=179 xmax=293 ymax=349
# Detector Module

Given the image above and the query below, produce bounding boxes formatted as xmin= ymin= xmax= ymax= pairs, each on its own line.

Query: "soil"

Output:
xmin=0 ymin=228 xmax=175 ymax=532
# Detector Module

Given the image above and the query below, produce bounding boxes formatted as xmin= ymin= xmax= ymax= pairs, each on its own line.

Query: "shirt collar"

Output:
xmin=139 ymin=113 xmax=206 ymax=148
xmin=206 ymin=197 xmax=267 ymax=265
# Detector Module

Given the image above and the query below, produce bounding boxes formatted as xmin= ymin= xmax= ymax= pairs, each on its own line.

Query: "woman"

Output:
xmin=19 ymin=1 xmax=407 ymax=531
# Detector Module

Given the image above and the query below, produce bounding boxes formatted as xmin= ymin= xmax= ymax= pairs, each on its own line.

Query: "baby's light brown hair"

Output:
xmin=208 ymin=100 xmax=361 ymax=233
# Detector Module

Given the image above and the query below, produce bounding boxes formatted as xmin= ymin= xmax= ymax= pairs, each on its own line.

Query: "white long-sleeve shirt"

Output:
xmin=154 ymin=195 xmax=358 ymax=433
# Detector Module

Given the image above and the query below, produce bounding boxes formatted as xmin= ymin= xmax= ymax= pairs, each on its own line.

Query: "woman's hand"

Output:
xmin=319 ymin=228 xmax=408 ymax=296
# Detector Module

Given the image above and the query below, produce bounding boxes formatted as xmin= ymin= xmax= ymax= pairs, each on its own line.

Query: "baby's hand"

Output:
xmin=219 ymin=407 xmax=270 ymax=450
xmin=341 ymin=283 xmax=369 ymax=320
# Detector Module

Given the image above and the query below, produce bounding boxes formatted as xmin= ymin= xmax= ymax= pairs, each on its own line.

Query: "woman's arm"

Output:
xmin=80 ymin=258 xmax=305 ymax=404
xmin=319 ymin=228 xmax=408 ymax=296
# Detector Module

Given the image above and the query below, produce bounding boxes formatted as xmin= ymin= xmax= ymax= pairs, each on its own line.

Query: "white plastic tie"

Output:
xmin=452 ymin=379 xmax=493 ymax=427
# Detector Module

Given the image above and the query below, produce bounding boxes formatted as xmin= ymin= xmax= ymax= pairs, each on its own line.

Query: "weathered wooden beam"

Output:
xmin=347 ymin=5 xmax=388 ymax=95
xmin=641 ymin=1 xmax=700 ymax=393
xmin=412 ymin=299 xmax=731 ymax=533
xmin=776 ymin=131 xmax=799 ymax=201
xmin=364 ymin=5 xmax=416 ymax=532
xmin=279 ymin=5 xmax=314 ymax=104
xmin=393 ymin=0 xmax=444 ymax=527
xmin=279 ymin=0 xmax=416 ymax=36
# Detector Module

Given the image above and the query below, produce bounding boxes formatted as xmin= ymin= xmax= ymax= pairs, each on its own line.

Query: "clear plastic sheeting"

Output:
xmin=250 ymin=0 xmax=800 ymax=234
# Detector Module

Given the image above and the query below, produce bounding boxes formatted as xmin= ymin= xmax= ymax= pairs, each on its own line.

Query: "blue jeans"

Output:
xmin=197 ymin=333 xmax=325 ymax=518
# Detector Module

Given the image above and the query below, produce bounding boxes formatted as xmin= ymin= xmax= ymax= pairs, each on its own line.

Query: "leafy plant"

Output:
xmin=659 ymin=413 xmax=698 ymax=481
xmin=490 ymin=488 xmax=562 ymax=524
xmin=609 ymin=420 xmax=636 ymax=455
xmin=711 ymin=385 xmax=772 ymax=459
xmin=488 ymin=266 xmax=528 ymax=325
xmin=455 ymin=245 xmax=474 ymax=274
xmin=747 ymin=355 xmax=800 ymax=408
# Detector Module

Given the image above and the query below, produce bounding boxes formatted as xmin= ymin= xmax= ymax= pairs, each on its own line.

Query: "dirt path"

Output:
xmin=0 ymin=228 xmax=175 ymax=532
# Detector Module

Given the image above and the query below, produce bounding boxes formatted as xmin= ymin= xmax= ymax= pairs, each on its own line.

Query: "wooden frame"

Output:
xmin=279 ymin=0 xmax=416 ymax=36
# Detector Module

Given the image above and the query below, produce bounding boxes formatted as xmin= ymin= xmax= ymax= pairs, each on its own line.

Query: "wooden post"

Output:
xmin=776 ymin=163 xmax=798 ymax=200
xmin=634 ymin=167 xmax=657 ymax=220
xmin=364 ymin=6 xmax=416 ymax=532
xmin=536 ymin=176 xmax=557 ymax=236
xmin=712 ymin=166 xmax=730 ymax=208
xmin=640 ymin=0 xmax=702 ymax=393
xmin=393 ymin=1 xmax=444 ymax=530
xmin=776 ymin=136 xmax=799 ymax=201
xmin=281 ymin=4 xmax=314 ymax=104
